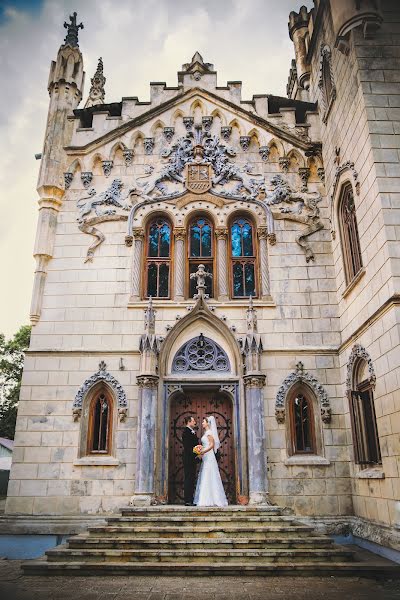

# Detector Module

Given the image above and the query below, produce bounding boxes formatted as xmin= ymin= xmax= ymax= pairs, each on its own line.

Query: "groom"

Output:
xmin=182 ymin=415 xmax=199 ymax=506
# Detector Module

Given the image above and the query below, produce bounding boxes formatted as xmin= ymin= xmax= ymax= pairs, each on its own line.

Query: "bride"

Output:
xmin=194 ymin=415 xmax=228 ymax=507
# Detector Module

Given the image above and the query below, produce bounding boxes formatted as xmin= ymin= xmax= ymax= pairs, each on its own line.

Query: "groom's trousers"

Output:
xmin=183 ymin=459 xmax=196 ymax=504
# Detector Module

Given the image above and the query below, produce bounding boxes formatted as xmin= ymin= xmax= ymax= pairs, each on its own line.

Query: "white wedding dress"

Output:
xmin=194 ymin=430 xmax=228 ymax=507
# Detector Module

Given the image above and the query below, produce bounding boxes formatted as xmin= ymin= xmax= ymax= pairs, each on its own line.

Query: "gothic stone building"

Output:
xmin=6 ymin=1 xmax=400 ymax=555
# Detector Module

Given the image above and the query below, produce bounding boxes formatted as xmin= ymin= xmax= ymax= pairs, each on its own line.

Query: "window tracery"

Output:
xmin=172 ymin=334 xmax=230 ymax=373
xmin=188 ymin=217 xmax=213 ymax=298
xmin=145 ymin=218 xmax=171 ymax=298
xmin=230 ymin=217 xmax=256 ymax=298
xmin=339 ymin=183 xmax=363 ymax=285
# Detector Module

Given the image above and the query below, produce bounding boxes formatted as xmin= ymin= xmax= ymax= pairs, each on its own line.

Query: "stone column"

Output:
xmin=258 ymin=227 xmax=271 ymax=299
xmin=173 ymin=228 xmax=186 ymax=301
xmin=215 ymin=228 xmax=229 ymax=301
xmin=244 ymin=374 xmax=269 ymax=505
xmin=130 ymin=227 xmax=144 ymax=301
xmin=133 ymin=374 xmax=159 ymax=505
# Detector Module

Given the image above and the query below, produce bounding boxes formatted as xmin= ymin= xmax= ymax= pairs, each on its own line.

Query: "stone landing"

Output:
xmin=23 ymin=506 xmax=400 ymax=577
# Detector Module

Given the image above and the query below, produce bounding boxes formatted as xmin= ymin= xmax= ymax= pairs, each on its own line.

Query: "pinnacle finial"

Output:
xmin=190 ymin=264 xmax=212 ymax=300
xmin=84 ymin=57 xmax=106 ymax=108
xmin=246 ymin=295 xmax=257 ymax=333
xmin=144 ymin=296 xmax=156 ymax=334
xmin=63 ymin=12 xmax=84 ymax=48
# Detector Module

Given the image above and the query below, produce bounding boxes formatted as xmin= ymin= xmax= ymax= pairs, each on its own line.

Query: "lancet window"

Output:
xmin=188 ymin=217 xmax=214 ymax=298
xmin=145 ymin=218 xmax=171 ymax=298
xmin=289 ymin=390 xmax=316 ymax=455
xmin=339 ymin=183 xmax=363 ymax=285
xmin=230 ymin=217 xmax=256 ymax=298
xmin=87 ymin=389 xmax=112 ymax=454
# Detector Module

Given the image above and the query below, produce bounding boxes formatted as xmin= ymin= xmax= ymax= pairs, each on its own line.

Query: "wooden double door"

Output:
xmin=168 ymin=390 xmax=236 ymax=504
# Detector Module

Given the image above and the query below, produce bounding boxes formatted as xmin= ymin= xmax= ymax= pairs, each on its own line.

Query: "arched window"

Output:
xmin=230 ymin=217 xmax=256 ymax=298
xmin=145 ymin=218 xmax=171 ymax=298
xmin=289 ymin=390 xmax=316 ymax=455
xmin=319 ymin=44 xmax=336 ymax=123
xmin=188 ymin=217 xmax=213 ymax=298
xmin=87 ymin=389 xmax=112 ymax=454
xmin=349 ymin=359 xmax=381 ymax=465
xmin=339 ymin=183 xmax=363 ymax=285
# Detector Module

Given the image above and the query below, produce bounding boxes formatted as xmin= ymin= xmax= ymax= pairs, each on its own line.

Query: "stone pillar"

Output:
xmin=173 ymin=228 xmax=186 ymax=301
xmin=215 ymin=228 xmax=229 ymax=301
xmin=132 ymin=375 xmax=159 ymax=505
xmin=130 ymin=227 xmax=144 ymax=300
xmin=257 ymin=227 xmax=270 ymax=299
xmin=244 ymin=374 xmax=269 ymax=505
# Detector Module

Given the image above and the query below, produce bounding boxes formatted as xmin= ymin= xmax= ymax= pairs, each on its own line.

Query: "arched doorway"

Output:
xmin=168 ymin=388 xmax=236 ymax=504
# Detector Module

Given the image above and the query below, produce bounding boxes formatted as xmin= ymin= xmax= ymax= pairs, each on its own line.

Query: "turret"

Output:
xmin=288 ymin=6 xmax=311 ymax=95
xmin=31 ymin=13 xmax=85 ymax=324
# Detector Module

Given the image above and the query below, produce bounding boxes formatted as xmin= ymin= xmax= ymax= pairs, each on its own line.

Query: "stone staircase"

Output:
xmin=23 ymin=506 xmax=399 ymax=576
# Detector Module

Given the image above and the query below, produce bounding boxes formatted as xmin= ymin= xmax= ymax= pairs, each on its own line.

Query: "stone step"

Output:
xmin=22 ymin=560 xmax=400 ymax=578
xmin=67 ymin=535 xmax=334 ymax=550
xmin=45 ymin=547 xmax=355 ymax=564
xmin=120 ymin=506 xmax=283 ymax=517
xmin=105 ymin=515 xmax=299 ymax=526
xmin=86 ymin=524 xmax=317 ymax=538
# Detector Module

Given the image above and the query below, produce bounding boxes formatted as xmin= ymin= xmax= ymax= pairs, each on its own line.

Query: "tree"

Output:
xmin=0 ymin=325 xmax=31 ymax=439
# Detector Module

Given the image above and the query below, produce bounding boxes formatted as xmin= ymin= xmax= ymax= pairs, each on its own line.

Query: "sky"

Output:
xmin=0 ymin=0 xmax=312 ymax=339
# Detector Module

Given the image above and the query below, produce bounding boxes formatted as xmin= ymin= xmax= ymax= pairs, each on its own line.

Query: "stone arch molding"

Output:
xmin=72 ymin=360 xmax=128 ymax=422
xmin=275 ymin=361 xmax=331 ymax=424
xmin=172 ymin=334 xmax=230 ymax=374
xmin=346 ymin=344 xmax=376 ymax=393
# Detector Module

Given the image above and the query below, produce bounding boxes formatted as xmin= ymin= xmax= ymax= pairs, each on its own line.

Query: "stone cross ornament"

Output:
xmin=190 ymin=263 xmax=212 ymax=299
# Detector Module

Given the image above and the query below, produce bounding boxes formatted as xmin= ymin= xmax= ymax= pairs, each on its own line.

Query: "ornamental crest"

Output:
xmin=186 ymin=162 xmax=211 ymax=194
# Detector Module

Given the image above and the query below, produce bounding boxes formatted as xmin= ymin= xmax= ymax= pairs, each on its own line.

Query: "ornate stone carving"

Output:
xmin=172 ymin=334 xmax=230 ymax=373
xmin=64 ymin=172 xmax=73 ymax=189
xmin=84 ymin=57 xmax=106 ymax=108
xmin=202 ymin=116 xmax=213 ymax=132
xmin=144 ymin=138 xmax=155 ymax=155
xmin=243 ymin=374 xmax=266 ymax=388
xmin=279 ymin=157 xmax=290 ymax=173
xmin=123 ymin=149 xmax=134 ymax=166
xmin=298 ymin=167 xmax=310 ymax=192
xmin=166 ymin=384 xmax=183 ymax=398
xmin=63 ymin=12 xmax=83 ymax=48
xmin=240 ymin=136 xmax=251 ymax=151
xmin=186 ymin=163 xmax=212 ymax=194
xmin=346 ymin=344 xmax=376 ymax=393
xmin=259 ymin=146 xmax=270 ymax=161
xmin=81 ymin=171 xmax=93 ymax=189
xmin=190 ymin=263 xmax=212 ymax=299
xmin=221 ymin=126 xmax=232 ymax=141
xmin=318 ymin=44 xmax=337 ymax=123
xmin=73 ymin=360 xmax=127 ymax=422
xmin=163 ymin=127 xmax=175 ymax=143
xmin=183 ymin=117 xmax=194 ymax=131
xmin=317 ymin=167 xmax=325 ymax=183
xmin=265 ymin=175 xmax=323 ymax=262
xmin=137 ymin=375 xmax=159 ymax=388
xmin=173 ymin=227 xmax=186 ymax=242
xmin=102 ymin=160 xmax=113 ymax=177
xmin=76 ymin=179 xmax=134 ymax=261
xmin=275 ymin=361 xmax=331 ymax=424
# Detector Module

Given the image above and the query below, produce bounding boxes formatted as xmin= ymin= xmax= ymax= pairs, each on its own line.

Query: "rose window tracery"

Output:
xmin=172 ymin=334 xmax=230 ymax=373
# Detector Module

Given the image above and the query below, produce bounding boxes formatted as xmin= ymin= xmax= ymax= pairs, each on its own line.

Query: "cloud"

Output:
xmin=0 ymin=0 xmax=311 ymax=338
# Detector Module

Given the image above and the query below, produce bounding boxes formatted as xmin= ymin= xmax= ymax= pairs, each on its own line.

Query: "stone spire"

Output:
xmin=139 ymin=297 xmax=163 ymax=375
xmin=84 ymin=57 xmax=106 ymax=108
xmin=63 ymin=12 xmax=84 ymax=48
xmin=242 ymin=296 xmax=263 ymax=374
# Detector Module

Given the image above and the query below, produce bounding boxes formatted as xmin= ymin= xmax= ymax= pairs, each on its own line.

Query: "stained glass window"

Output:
xmin=230 ymin=218 xmax=256 ymax=297
xmin=146 ymin=218 xmax=171 ymax=298
xmin=188 ymin=217 xmax=213 ymax=298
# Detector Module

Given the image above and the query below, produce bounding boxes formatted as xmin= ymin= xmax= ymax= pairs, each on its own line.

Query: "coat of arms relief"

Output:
xmin=74 ymin=120 xmax=324 ymax=263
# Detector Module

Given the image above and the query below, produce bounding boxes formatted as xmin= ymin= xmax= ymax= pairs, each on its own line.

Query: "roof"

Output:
xmin=0 ymin=438 xmax=14 ymax=451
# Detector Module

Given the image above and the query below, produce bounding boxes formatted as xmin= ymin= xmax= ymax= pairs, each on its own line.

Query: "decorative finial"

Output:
xmin=144 ymin=296 xmax=156 ymax=334
xmin=84 ymin=57 xmax=106 ymax=108
xmin=63 ymin=12 xmax=84 ymax=48
xmin=190 ymin=264 xmax=212 ymax=299
xmin=246 ymin=295 xmax=257 ymax=333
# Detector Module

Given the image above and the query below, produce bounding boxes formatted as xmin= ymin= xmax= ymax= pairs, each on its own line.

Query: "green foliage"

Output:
xmin=0 ymin=325 xmax=31 ymax=439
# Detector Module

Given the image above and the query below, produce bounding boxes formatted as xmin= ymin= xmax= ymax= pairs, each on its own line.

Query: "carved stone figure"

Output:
xmin=64 ymin=172 xmax=73 ymax=189
xmin=263 ymin=175 xmax=323 ymax=262
xmin=123 ymin=149 xmax=134 ymax=166
xmin=259 ymin=146 xmax=270 ymax=161
xmin=240 ymin=136 xmax=251 ymax=151
xmin=102 ymin=160 xmax=113 ymax=177
xmin=163 ymin=127 xmax=175 ymax=143
xmin=144 ymin=138 xmax=155 ymax=155
xmin=220 ymin=126 xmax=232 ymax=141
xmin=76 ymin=179 xmax=134 ymax=222
xmin=81 ymin=172 xmax=93 ymax=188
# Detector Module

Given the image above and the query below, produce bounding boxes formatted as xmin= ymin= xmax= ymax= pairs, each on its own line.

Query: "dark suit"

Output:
xmin=182 ymin=426 xmax=198 ymax=504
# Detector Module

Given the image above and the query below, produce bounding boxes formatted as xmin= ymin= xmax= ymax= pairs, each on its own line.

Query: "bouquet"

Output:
xmin=193 ymin=445 xmax=203 ymax=456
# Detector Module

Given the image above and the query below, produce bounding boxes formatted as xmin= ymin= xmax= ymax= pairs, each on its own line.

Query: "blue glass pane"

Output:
xmin=232 ymin=263 xmax=244 ymax=297
xmin=242 ymin=223 xmax=253 ymax=256
xmin=148 ymin=224 xmax=159 ymax=257
xmin=231 ymin=223 xmax=242 ymax=257
xmin=201 ymin=224 xmax=212 ymax=257
xmin=147 ymin=263 xmax=158 ymax=297
xmin=159 ymin=223 xmax=170 ymax=257
xmin=190 ymin=225 xmax=201 ymax=257
xmin=159 ymin=264 xmax=169 ymax=297
xmin=244 ymin=263 xmax=255 ymax=297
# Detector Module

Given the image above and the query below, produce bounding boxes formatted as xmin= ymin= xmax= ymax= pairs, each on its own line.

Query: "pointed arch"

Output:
xmin=287 ymin=148 xmax=305 ymax=169
xmin=211 ymin=109 xmax=226 ymax=126
xmin=109 ymin=141 xmax=127 ymax=162
xmin=228 ymin=119 xmax=243 ymax=137
xmin=189 ymin=99 xmax=205 ymax=118
xmin=159 ymin=298 xmax=242 ymax=378
xmin=267 ymin=138 xmax=284 ymax=160
xmin=151 ymin=119 xmax=166 ymax=136
xmin=91 ymin=152 xmax=104 ymax=174
xmin=66 ymin=158 xmax=82 ymax=175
